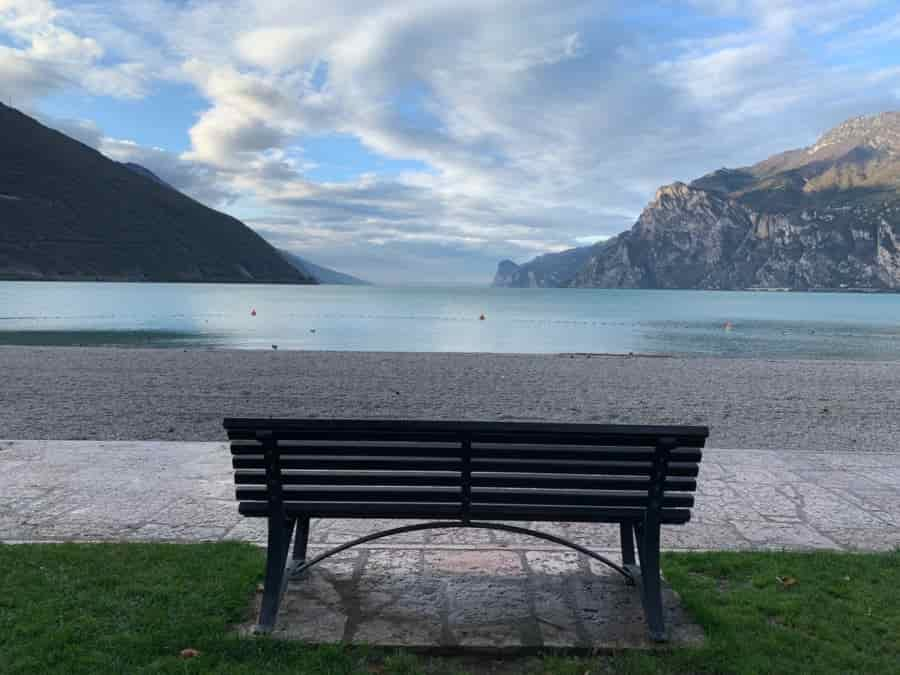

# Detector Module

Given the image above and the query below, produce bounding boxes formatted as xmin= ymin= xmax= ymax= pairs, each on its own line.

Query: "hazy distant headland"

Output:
xmin=495 ymin=112 xmax=900 ymax=292
xmin=279 ymin=249 xmax=371 ymax=286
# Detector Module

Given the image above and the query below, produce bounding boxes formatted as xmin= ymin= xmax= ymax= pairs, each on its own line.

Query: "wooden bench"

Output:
xmin=224 ymin=418 xmax=708 ymax=641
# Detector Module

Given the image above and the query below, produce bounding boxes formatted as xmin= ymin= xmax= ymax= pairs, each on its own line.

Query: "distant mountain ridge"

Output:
xmin=495 ymin=111 xmax=900 ymax=290
xmin=279 ymin=250 xmax=371 ymax=285
xmin=0 ymin=103 xmax=313 ymax=284
xmin=492 ymin=246 xmax=593 ymax=288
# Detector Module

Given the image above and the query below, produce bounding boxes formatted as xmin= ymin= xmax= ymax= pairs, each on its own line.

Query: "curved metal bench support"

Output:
xmin=290 ymin=520 xmax=634 ymax=583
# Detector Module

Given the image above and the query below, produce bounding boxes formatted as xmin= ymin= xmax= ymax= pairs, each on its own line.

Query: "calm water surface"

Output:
xmin=1 ymin=282 xmax=899 ymax=359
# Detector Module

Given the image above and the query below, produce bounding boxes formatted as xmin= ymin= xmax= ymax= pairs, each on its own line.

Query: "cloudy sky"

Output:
xmin=2 ymin=0 xmax=900 ymax=284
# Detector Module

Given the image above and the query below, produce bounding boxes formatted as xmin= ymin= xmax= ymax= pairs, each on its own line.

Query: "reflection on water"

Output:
xmin=0 ymin=282 xmax=899 ymax=359
xmin=0 ymin=330 xmax=223 ymax=348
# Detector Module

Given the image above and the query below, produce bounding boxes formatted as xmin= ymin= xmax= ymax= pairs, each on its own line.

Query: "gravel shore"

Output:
xmin=1 ymin=346 xmax=897 ymax=451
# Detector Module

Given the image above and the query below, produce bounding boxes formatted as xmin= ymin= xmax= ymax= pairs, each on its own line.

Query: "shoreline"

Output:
xmin=1 ymin=346 xmax=898 ymax=452
xmin=2 ymin=344 xmax=900 ymax=365
xmin=4 ymin=277 xmax=900 ymax=292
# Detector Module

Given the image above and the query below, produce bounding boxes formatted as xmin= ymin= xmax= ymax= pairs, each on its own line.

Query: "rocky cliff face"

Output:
xmin=572 ymin=183 xmax=900 ymax=289
xmin=493 ymin=260 xmax=522 ymax=286
xmin=495 ymin=111 xmax=900 ymax=290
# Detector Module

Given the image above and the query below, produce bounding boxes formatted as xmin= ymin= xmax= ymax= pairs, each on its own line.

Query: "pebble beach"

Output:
xmin=2 ymin=346 xmax=898 ymax=452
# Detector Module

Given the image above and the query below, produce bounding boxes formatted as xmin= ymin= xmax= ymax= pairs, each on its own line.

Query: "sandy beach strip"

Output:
xmin=1 ymin=346 xmax=897 ymax=452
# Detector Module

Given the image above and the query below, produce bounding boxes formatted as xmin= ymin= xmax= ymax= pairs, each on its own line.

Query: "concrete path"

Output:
xmin=3 ymin=440 xmax=899 ymax=650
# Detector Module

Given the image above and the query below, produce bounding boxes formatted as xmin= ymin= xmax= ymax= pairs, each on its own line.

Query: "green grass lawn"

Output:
xmin=0 ymin=542 xmax=897 ymax=674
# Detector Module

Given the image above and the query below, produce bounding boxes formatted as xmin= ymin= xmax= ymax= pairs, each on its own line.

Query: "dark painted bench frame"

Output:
xmin=224 ymin=418 xmax=708 ymax=642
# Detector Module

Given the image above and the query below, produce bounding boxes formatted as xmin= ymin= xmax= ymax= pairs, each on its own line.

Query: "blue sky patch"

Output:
xmin=38 ymin=82 xmax=205 ymax=152
xmin=302 ymin=133 xmax=430 ymax=182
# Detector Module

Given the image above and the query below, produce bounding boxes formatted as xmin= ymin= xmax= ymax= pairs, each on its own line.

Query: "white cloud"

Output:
xmin=0 ymin=0 xmax=147 ymax=101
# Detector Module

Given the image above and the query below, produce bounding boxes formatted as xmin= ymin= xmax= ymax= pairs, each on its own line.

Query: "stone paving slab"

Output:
xmin=240 ymin=549 xmax=704 ymax=650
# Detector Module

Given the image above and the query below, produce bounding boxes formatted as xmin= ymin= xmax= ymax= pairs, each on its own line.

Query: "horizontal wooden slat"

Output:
xmin=469 ymin=489 xmax=693 ymax=508
xmin=469 ymin=459 xmax=699 ymax=477
xmin=236 ymin=486 xmax=462 ymax=502
xmin=238 ymin=501 xmax=691 ymax=523
xmin=470 ymin=443 xmax=702 ymax=462
xmin=231 ymin=456 xmax=699 ymax=476
xmin=231 ymin=441 xmax=462 ymax=457
xmin=236 ymin=486 xmax=691 ymax=507
xmin=227 ymin=429 xmax=462 ymax=443
xmin=233 ymin=471 xmax=695 ymax=491
xmin=232 ymin=456 xmax=463 ymax=471
xmin=469 ymin=474 xmax=696 ymax=492
xmin=234 ymin=470 xmax=462 ymax=487
xmin=230 ymin=442 xmax=702 ymax=464
xmin=228 ymin=428 xmax=706 ymax=447
xmin=238 ymin=501 xmax=462 ymax=519
xmin=224 ymin=417 xmax=709 ymax=446
xmin=667 ymin=463 xmax=701 ymax=477
xmin=468 ymin=504 xmax=691 ymax=523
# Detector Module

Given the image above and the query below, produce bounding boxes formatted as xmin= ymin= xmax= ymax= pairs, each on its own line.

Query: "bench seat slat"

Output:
xmin=232 ymin=456 xmax=463 ymax=471
xmin=224 ymin=418 xmax=708 ymax=447
xmin=232 ymin=471 xmax=696 ymax=492
xmin=470 ymin=490 xmax=692 ymax=508
xmin=230 ymin=441 xmax=461 ymax=457
xmin=469 ymin=504 xmax=692 ymax=524
xmin=230 ymin=441 xmax=702 ymax=463
xmin=234 ymin=470 xmax=462 ymax=487
xmin=231 ymin=456 xmax=699 ymax=477
xmin=471 ymin=443 xmax=701 ymax=462
xmin=236 ymin=486 xmax=692 ymax=508
xmin=470 ymin=474 xmax=696 ymax=492
xmin=238 ymin=501 xmax=462 ymax=518
xmin=470 ymin=459 xmax=700 ymax=477
xmin=227 ymin=430 xmax=466 ymax=443
xmin=237 ymin=501 xmax=690 ymax=523
xmin=226 ymin=429 xmax=705 ymax=447
xmin=236 ymin=487 xmax=461 ymax=502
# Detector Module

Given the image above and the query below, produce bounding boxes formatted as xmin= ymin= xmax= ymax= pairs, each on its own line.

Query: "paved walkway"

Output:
xmin=3 ymin=440 xmax=898 ymax=550
xmin=3 ymin=440 xmax=899 ymax=650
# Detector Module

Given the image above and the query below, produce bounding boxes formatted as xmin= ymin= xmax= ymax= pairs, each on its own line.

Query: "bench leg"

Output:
xmin=633 ymin=522 xmax=644 ymax=567
xmin=292 ymin=516 xmax=310 ymax=562
xmin=620 ymin=523 xmax=636 ymax=566
xmin=638 ymin=515 xmax=667 ymax=642
xmin=255 ymin=517 xmax=296 ymax=634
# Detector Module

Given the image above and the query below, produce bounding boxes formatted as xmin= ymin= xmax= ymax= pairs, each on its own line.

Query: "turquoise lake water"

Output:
xmin=1 ymin=282 xmax=899 ymax=359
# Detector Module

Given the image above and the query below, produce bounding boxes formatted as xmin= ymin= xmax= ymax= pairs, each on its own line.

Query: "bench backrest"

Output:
xmin=225 ymin=419 xmax=708 ymax=524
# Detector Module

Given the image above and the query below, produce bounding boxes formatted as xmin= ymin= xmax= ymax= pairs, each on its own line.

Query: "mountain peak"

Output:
xmin=652 ymin=181 xmax=692 ymax=203
xmin=810 ymin=111 xmax=900 ymax=155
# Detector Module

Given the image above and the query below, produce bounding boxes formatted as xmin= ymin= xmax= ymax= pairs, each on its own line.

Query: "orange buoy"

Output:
xmin=251 ymin=308 xmax=257 ymax=317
